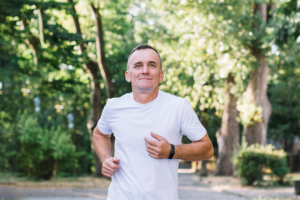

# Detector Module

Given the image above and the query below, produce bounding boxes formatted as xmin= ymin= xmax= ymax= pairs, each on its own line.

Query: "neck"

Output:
xmin=132 ymin=86 xmax=159 ymax=104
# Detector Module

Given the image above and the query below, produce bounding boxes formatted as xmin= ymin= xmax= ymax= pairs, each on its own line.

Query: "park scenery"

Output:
xmin=0 ymin=0 xmax=300 ymax=199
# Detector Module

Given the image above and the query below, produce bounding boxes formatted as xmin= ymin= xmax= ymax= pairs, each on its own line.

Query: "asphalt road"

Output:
xmin=0 ymin=172 xmax=297 ymax=200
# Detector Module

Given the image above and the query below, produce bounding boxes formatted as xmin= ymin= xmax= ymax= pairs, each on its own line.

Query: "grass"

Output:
xmin=0 ymin=172 xmax=111 ymax=189
xmin=1 ymin=170 xmax=299 ymax=189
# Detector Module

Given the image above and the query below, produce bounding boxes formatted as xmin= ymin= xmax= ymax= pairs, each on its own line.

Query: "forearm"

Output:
xmin=173 ymin=135 xmax=214 ymax=161
xmin=93 ymin=128 xmax=112 ymax=164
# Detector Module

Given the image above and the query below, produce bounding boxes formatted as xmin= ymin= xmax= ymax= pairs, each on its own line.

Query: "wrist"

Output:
xmin=102 ymin=156 xmax=112 ymax=163
xmin=168 ymin=144 xmax=175 ymax=159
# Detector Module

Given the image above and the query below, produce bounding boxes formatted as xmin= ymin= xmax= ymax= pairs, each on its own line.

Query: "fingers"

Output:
xmin=145 ymin=141 xmax=158 ymax=151
xmin=144 ymin=137 xmax=158 ymax=146
xmin=147 ymin=148 xmax=159 ymax=159
xmin=102 ymin=157 xmax=120 ymax=178
xmin=102 ymin=168 xmax=114 ymax=177
xmin=145 ymin=140 xmax=165 ymax=159
xmin=150 ymin=132 xmax=164 ymax=141
xmin=145 ymin=133 xmax=171 ymax=159
xmin=105 ymin=158 xmax=120 ymax=170
xmin=112 ymin=157 xmax=120 ymax=164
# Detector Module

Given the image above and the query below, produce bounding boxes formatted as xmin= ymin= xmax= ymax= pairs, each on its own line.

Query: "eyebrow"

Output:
xmin=133 ymin=61 xmax=157 ymax=66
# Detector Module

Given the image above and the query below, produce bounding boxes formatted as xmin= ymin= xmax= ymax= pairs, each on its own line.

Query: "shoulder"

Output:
xmin=159 ymin=90 xmax=189 ymax=106
xmin=105 ymin=92 xmax=132 ymax=108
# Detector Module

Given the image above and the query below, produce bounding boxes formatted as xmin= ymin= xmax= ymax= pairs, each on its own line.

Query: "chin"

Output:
xmin=138 ymin=83 xmax=154 ymax=88
xmin=134 ymin=86 xmax=156 ymax=93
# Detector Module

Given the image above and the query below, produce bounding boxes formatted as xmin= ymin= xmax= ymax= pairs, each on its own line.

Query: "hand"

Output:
xmin=144 ymin=132 xmax=172 ymax=159
xmin=102 ymin=157 xmax=120 ymax=177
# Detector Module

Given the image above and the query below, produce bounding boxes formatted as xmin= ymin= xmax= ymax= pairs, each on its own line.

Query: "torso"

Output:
xmin=106 ymin=91 xmax=183 ymax=200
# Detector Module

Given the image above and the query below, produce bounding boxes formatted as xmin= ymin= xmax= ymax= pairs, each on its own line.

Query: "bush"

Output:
xmin=0 ymin=111 xmax=16 ymax=171
xmin=232 ymin=142 xmax=289 ymax=185
xmin=16 ymin=113 xmax=77 ymax=180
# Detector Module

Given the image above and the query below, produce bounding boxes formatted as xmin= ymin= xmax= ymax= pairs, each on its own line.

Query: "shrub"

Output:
xmin=16 ymin=113 xmax=77 ymax=180
xmin=0 ymin=111 xmax=16 ymax=171
xmin=232 ymin=142 xmax=289 ymax=185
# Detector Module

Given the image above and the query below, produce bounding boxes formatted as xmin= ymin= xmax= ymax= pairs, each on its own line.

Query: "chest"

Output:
xmin=109 ymin=105 xmax=182 ymax=145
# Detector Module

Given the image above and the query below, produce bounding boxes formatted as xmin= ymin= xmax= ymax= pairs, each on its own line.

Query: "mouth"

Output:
xmin=139 ymin=78 xmax=152 ymax=80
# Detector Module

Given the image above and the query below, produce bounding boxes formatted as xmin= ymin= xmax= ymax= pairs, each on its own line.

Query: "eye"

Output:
xmin=150 ymin=64 xmax=155 ymax=68
xmin=135 ymin=65 xmax=141 ymax=68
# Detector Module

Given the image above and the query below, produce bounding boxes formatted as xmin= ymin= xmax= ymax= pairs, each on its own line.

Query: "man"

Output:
xmin=93 ymin=44 xmax=214 ymax=200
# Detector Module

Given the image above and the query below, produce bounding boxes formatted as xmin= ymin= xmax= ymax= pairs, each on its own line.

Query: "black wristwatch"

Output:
xmin=168 ymin=144 xmax=175 ymax=159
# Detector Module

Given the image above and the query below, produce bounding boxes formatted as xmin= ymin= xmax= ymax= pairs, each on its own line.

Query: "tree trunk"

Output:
xmin=199 ymin=110 xmax=209 ymax=176
xmin=199 ymin=160 xmax=208 ymax=176
xmin=243 ymin=4 xmax=272 ymax=146
xmin=21 ymin=19 xmax=39 ymax=67
xmin=215 ymin=73 xmax=239 ymax=175
xmin=89 ymin=3 xmax=116 ymax=157
xmin=68 ymin=0 xmax=102 ymax=177
xmin=89 ymin=4 xmax=114 ymax=98
xmin=37 ymin=6 xmax=45 ymax=47
xmin=243 ymin=50 xmax=272 ymax=145
xmin=84 ymin=61 xmax=102 ymax=177
xmin=52 ymin=160 xmax=58 ymax=180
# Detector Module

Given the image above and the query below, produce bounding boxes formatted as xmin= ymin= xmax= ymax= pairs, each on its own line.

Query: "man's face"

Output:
xmin=126 ymin=49 xmax=164 ymax=93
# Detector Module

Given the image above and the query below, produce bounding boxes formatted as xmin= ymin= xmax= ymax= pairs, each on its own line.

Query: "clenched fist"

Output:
xmin=144 ymin=132 xmax=172 ymax=159
xmin=102 ymin=157 xmax=120 ymax=177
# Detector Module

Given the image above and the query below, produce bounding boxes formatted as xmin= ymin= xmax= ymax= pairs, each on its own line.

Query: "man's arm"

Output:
xmin=173 ymin=134 xmax=214 ymax=161
xmin=144 ymin=132 xmax=214 ymax=161
xmin=93 ymin=127 xmax=120 ymax=177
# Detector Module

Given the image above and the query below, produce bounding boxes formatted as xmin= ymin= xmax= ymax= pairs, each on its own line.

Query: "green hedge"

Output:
xmin=232 ymin=143 xmax=289 ymax=185
xmin=16 ymin=113 xmax=78 ymax=179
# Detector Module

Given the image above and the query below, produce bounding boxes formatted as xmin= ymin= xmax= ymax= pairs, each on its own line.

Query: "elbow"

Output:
xmin=205 ymin=138 xmax=214 ymax=160
xmin=92 ymin=128 xmax=97 ymax=139
xmin=92 ymin=127 xmax=102 ymax=142
xmin=201 ymin=143 xmax=214 ymax=161
xmin=207 ymin=145 xmax=214 ymax=160
xmin=93 ymin=127 xmax=110 ymax=141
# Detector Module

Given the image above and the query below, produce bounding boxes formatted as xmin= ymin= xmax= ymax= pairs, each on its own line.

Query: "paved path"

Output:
xmin=0 ymin=173 xmax=297 ymax=200
xmin=178 ymin=173 xmax=296 ymax=200
xmin=178 ymin=173 xmax=244 ymax=200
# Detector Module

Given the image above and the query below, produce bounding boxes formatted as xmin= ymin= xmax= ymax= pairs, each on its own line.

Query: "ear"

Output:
xmin=125 ymin=71 xmax=131 ymax=82
xmin=159 ymin=70 xmax=164 ymax=82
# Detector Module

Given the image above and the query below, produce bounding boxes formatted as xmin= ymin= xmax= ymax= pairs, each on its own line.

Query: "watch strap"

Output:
xmin=168 ymin=144 xmax=175 ymax=159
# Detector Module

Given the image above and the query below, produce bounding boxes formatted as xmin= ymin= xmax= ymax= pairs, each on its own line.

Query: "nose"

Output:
xmin=141 ymin=65 xmax=149 ymax=74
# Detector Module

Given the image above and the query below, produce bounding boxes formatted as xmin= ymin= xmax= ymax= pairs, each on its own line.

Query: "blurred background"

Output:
xmin=0 ymin=0 xmax=299 ymax=188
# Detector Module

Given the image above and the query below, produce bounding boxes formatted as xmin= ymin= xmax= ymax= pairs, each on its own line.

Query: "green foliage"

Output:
xmin=232 ymin=142 xmax=289 ymax=185
xmin=16 ymin=112 xmax=77 ymax=180
xmin=1 ymin=0 xmax=300 ymax=179
xmin=0 ymin=111 xmax=16 ymax=171
xmin=267 ymin=0 xmax=300 ymax=143
xmin=236 ymin=94 xmax=263 ymax=126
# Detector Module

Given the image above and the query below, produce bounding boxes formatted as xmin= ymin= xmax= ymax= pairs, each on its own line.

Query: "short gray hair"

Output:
xmin=127 ymin=44 xmax=162 ymax=69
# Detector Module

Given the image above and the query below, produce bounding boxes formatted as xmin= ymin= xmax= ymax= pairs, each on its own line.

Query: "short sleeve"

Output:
xmin=97 ymin=99 xmax=113 ymax=135
xmin=180 ymin=99 xmax=207 ymax=141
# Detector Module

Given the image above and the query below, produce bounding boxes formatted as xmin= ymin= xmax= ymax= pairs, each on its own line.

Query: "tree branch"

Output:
xmin=21 ymin=18 xmax=39 ymax=67
xmin=89 ymin=3 xmax=114 ymax=98
xmin=37 ymin=6 xmax=45 ymax=47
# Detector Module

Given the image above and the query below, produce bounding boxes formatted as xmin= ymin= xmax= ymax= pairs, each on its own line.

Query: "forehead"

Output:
xmin=128 ymin=49 xmax=160 ymax=66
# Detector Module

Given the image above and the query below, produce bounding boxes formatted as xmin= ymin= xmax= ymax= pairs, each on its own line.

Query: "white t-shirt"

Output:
xmin=97 ymin=90 xmax=207 ymax=200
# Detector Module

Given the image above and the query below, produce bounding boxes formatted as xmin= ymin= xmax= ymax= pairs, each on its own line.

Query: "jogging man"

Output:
xmin=93 ymin=44 xmax=214 ymax=200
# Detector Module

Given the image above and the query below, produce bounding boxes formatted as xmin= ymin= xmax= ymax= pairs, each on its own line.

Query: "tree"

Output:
xmin=267 ymin=0 xmax=300 ymax=171
xmin=89 ymin=3 xmax=114 ymax=98
xmin=66 ymin=0 xmax=135 ymax=176
xmin=131 ymin=0 xmax=249 ymax=175
xmin=67 ymin=0 xmax=103 ymax=177
xmin=0 ymin=0 xmax=94 ymax=177
xmin=215 ymin=73 xmax=239 ymax=175
xmin=243 ymin=3 xmax=273 ymax=146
